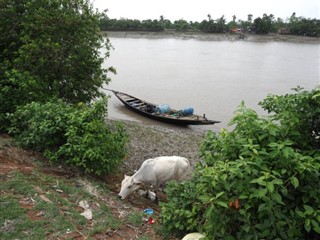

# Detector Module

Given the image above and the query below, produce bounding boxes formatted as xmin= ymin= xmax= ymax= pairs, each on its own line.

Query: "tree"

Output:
xmin=253 ymin=13 xmax=274 ymax=34
xmin=288 ymin=16 xmax=320 ymax=37
xmin=173 ymin=19 xmax=190 ymax=31
xmin=232 ymin=15 xmax=237 ymax=22
xmin=0 ymin=0 xmax=113 ymax=131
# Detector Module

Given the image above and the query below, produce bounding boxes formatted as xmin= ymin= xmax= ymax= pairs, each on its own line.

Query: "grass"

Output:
xmin=127 ymin=211 xmax=145 ymax=227
xmin=0 ymin=133 xmax=175 ymax=239
xmin=0 ymin=171 xmax=120 ymax=239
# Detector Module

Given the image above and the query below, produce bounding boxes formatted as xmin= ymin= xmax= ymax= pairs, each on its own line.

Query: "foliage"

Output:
xmin=161 ymin=87 xmax=320 ymax=239
xmin=173 ymin=19 xmax=191 ymax=32
xmin=100 ymin=12 xmax=320 ymax=36
xmin=7 ymin=98 xmax=127 ymax=175
xmin=260 ymin=86 xmax=320 ymax=149
xmin=253 ymin=14 xmax=274 ymax=34
xmin=288 ymin=13 xmax=320 ymax=37
xmin=0 ymin=0 xmax=114 ymax=131
xmin=100 ymin=17 xmax=164 ymax=31
xmin=199 ymin=15 xmax=227 ymax=33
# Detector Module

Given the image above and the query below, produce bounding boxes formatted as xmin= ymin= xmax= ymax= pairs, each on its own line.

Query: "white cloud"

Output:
xmin=92 ymin=0 xmax=320 ymax=22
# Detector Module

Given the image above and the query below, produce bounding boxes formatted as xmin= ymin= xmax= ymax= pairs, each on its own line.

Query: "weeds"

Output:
xmin=0 ymin=171 xmax=119 ymax=239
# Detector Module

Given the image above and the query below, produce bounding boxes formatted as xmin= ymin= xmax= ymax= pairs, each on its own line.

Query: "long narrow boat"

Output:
xmin=106 ymin=89 xmax=220 ymax=125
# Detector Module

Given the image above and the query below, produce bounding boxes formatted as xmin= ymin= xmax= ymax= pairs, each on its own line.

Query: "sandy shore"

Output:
xmin=106 ymin=30 xmax=320 ymax=43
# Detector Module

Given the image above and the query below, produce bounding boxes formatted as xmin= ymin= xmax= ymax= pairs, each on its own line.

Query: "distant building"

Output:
xmin=278 ymin=28 xmax=290 ymax=35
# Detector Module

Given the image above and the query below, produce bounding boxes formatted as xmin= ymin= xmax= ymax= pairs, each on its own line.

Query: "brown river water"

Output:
xmin=101 ymin=37 xmax=320 ymax=133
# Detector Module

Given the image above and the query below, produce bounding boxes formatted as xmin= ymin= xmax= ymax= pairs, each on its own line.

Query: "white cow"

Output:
xmin=118 ymin=156 xmax=190 ymax=199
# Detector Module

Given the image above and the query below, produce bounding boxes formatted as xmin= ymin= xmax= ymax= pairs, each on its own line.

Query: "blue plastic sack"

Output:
xmin=156 ymin=104 xmax=170 ymax=114
xmin=181 ymin=107 xmax=194 ymax=116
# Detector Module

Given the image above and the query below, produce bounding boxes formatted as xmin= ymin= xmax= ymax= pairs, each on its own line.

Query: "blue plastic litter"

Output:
xmin=144 ymin=208 xmax=154 ymax=215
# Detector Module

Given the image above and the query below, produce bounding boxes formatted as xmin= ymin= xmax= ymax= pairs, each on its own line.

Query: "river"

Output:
xmin=101 ymin=36 xmax=320 ymax=132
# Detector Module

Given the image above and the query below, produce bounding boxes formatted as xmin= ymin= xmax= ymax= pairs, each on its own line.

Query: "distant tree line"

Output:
xmin=100 ymin=12 xmax=320 ymax=37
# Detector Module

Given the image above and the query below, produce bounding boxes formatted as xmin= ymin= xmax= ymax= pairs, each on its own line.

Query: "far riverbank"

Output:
xmin=106 ymin=30 xmax=320 ymax=43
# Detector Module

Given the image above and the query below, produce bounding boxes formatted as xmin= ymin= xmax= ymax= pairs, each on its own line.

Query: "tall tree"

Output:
xmin=0 ymin=0 xmax=113 ymax=130
xmin=232 ymin=15 xmax=237 ymax=22
xmin=253 ymin=13 xmax=273 ymax=34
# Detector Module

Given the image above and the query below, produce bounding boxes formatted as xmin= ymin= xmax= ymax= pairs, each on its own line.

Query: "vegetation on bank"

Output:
xmin=7 ymin=98 xmax=127 ymax=176
xmin=161 ymin=87 xmax=320 ymax=239
xmin=100 ymin=12 xmax=320 ymax=37
xmin=0 ymin=171 xmax=122 ymax=239
xmin=0 ymin=0 xmax=127 ymax=174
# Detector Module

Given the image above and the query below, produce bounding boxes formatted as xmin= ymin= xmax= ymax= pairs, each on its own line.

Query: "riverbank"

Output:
xmin=0 ymin=120 xmax=207 ymax=239
xmin=106 ymin=30 xmax=320 ymax=43
xmin=118 ymin=120 xmax=205 ymax=173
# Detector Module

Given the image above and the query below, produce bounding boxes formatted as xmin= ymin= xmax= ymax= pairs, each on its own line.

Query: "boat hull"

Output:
xmin=110 ymin=90 xmax=220 ymax=126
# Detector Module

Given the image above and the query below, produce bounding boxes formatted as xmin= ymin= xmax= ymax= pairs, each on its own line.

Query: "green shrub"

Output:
xmin=8 ymin=97 xmax=127 ymax=175
xmin=0 ymin=0 xmax=114 ymax=132
xmin=161 ymin=87 xmax=320 ymax=239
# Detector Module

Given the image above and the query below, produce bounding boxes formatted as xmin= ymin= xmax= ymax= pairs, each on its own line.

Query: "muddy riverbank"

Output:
xmin=106 ymin=30 xmax=320 ymax=43
xmin=117 ymin=120 xmax=206 ymax=174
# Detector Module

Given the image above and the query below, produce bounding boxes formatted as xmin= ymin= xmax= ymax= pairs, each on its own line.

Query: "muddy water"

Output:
xmin=101 ymin=37 xmax=320 ymax=132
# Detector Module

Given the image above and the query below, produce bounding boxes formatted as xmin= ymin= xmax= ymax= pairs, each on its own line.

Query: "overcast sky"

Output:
xmin=92 ymin=0 xmax=320 ymax=22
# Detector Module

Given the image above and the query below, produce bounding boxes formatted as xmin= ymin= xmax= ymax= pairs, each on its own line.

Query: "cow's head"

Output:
xmin=118 ymin=175 xmax=143 ymax=199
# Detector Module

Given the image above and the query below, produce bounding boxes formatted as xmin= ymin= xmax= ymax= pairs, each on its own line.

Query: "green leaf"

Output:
xmin=311 ymin=219 xmax=319 ymax=229
xmin=272 ymin=192 xmax=284 ymax=205
xmin=215 ymin=191 xmax=225 ymax=198
xmin=303 ymin=205 xmax=314 ymax=215
xmin=305 ymin=219 xmax=311 ymax=232
xmin=205 ymin=204 xmax=215 ymax=218
xmin=258 ymin=203 xmax=268 ymax=213
xmin=296 ymin=210 xmax=305 ymax=218
xmin=239 ymin=194 xmax=248 ymax=199
xmin=255 ymin=188 xmax=268 ymax=198
xmin=262 ymin=229 xmax=271 ymax=237
xmin=250 ymin=176 xmax=266 ymax=186
xmin=266 ymin=182 xmax=274 ymax=192
xmin=242 ymin=224 xmax=251 ymax=233
xmin=272 ymin=179 xmax=283 ymax=185
xmin=290 ymin=176 xmax=299 ymax=189
xmin=268 ymin=142 xmax=278 ymax=148
xmin=198 ymin=195 xmax=211 ymax=203
xmin=216 ymin=201 xmax=228 ymax=208
xmin=225 ymin=236 xmax=236 ymax=240
xmin=311 ymin=220 xmax=320 ymax=234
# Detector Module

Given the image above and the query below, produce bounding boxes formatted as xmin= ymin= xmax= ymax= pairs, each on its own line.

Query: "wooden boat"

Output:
xmin=107 ymin=89 xmax=220 ymax=125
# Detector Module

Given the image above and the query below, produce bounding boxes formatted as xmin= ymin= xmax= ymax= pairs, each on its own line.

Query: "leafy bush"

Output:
xmin=0 ymin=0 xmax=114 ymax=132
xmin=8 ymin=97 xmax=127 ymax=175
xmin=161 ymin=87 xmax=320 ymax=239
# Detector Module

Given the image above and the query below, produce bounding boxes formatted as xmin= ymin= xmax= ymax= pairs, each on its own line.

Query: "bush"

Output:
xmin=161 ymin=87 xmax=320 ymax=239
xmin=8 ymin=97 xmax=127 ymax=175
xmin=0 ymin=0 xmax=114 ymax=132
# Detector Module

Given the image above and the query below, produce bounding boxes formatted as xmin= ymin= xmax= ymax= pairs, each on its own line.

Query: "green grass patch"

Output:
xmin=0 ymin=171 xmax=120 ymax=239
xmin=127 ymin=211 xmax=145 ymax=227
